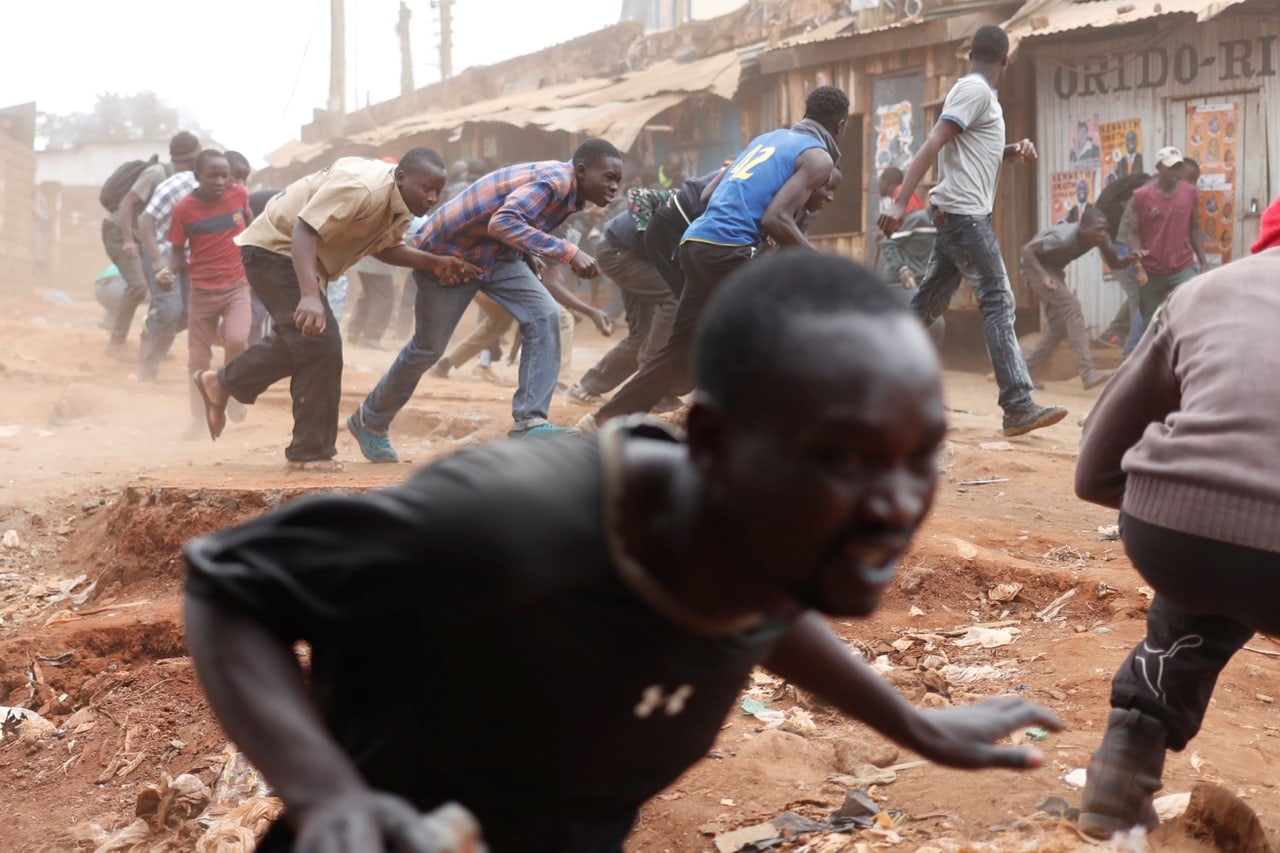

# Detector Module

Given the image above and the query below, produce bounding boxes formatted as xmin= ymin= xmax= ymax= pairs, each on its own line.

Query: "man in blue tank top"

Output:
xmin=581 ymin=86 xmax=847 ymax=430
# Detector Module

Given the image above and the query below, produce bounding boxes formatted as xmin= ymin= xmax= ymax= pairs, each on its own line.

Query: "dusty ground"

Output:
xmin=2 ymin=293 xmax=1279 ymax=852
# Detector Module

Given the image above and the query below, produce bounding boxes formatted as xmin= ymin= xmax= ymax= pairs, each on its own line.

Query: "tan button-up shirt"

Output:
xmin=236 ymin=157 xmax=413 ymax=281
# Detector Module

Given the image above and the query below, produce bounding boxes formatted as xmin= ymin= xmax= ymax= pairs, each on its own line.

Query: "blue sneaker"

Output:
xmin=509 ymin=423 xmax=578 ymax=439
xmin=347 ymin=409 xmax=400 ymax=462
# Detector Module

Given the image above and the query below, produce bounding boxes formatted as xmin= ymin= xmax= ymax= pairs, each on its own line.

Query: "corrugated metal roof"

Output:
xmin=766 ymin=16 xmax=859 ymax=49
xmin=1004 ymin=0 xmax=1252 ymax=51
xmin=285 ymin=50 xmax=743 ymax=165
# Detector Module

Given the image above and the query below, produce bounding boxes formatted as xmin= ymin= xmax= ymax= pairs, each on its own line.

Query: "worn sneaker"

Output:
xmin=428 ymin=357 xmax=451 ymax=379
xmin=1001 ymin=404 xmax=1068 ymax=437
xmin=346 ymin=409 xmax=399 ymax=462
xmin=1082 ymin=369 xmax=1113 ymax=390
xmin=509 ymin=423 xmax=578 ymax=439
xmin=1079 ymin=708 xmax=1168 ymax=839
xmin=575 ymin=412 xmax=600 ymax=434
xmin=566 ymin=384 xmax=603 ymax=405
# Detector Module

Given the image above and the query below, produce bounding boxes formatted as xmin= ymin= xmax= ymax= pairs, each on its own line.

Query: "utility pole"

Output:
xmin=328 ymin=0 xmax=347 ymax=126
xmin=438 ymin=0 xmax=453 ymax=80
xmin=397 ymin=1 xmax=415 ymax=96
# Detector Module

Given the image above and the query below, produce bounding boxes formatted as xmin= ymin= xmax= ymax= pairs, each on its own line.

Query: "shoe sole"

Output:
xmin=1003 ymin=407 xmax=1068 ymax=437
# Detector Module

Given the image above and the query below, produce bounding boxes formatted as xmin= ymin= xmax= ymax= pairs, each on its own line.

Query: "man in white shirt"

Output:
xmin=877 ymin=24 xmax=1065 ymax=438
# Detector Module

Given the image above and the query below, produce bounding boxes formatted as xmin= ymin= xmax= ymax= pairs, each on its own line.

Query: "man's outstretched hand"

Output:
xmin=295 ymin=791 xmax=487 ymax=852
xmin=910 ymin=696 xmax=1064 ymax=769
xmin=877 ymin=201 xmax=906 ymax=240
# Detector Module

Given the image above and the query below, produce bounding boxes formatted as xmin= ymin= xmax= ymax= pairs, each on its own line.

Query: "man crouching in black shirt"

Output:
xmin=184 ymin=251 xmax=1062 ymax=853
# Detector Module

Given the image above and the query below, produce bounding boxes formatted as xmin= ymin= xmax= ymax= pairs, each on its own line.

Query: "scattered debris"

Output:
xmin=987 ymin=582 xmax=1023 ymax=603
xmin=1154 ymin=791 xmax=1191 ymax=821
xmin=1036 ymin=588 xmax=1077 ymax=621
xmin=1062 ymin=768 xmax=1088 ymax=789
xmin=957 ymin=477 xmax=1010 ymax=486
xmin=1096 ymin=524 xmax=1120 ymax=541
xmin=1035 ymin=796 xmax=1078 ymax=820
xmin=978 ymin=441 xmax=1015 ymax=452
xmin=952 ymin=626 xmax=1019 ymax=649
xmin=2 ymin=529 xmax=23 ymax=549
xmin=1135 ymin=585 xmax=1155 ymax=601
xmin=1042 ymin=544 xmax=1090 ymax=567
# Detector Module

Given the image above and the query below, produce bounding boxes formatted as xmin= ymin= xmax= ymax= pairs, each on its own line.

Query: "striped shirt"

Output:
xmin=418 ymin=160 xmax=582 ymax=280
xmin=143 ymin=171 xmax=198 ymax=254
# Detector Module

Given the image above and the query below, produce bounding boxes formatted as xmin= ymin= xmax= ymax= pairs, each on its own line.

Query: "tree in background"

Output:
xmin=38 ymin=91 xmax=209 ymax=150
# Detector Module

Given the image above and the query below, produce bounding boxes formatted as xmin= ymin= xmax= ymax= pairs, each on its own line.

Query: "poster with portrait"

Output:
xmin=1051 ymin=169 xmax=1096 ymax=224
xmin=1101 ymin=118 xmax=1143 ymax=186
xmin=867 ymin=71 xmax=925 ymax=262
xmin=1069 ymin=115 xmax=1101 ymax=168
xmin=874 ymin=99 xmax=916 ymax=175
xmin=1187 ymin=103 xmax=1238 ymax=267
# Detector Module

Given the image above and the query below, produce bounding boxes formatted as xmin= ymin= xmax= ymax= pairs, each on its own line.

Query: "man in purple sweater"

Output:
xmin=1074 ymin=194 xmax=1280 ymax=838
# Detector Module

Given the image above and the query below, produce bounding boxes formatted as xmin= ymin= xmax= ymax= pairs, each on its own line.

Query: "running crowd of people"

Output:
xmin=81 ymin=20 xmax=1280 ymax=852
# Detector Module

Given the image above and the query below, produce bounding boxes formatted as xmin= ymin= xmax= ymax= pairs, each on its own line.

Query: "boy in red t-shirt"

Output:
xmin=164 ymin=151 xmax=252 ymax=436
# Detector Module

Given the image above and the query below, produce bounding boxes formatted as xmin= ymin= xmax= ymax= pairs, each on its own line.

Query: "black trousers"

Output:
xmin=220 ymin=247 xmax=343 ymax=462
xmin=596 ymin=242 xmax=754 ymax=422
xmin=642 ymin=203 xmax=690 ymax=297
xmin=1110 ymin=513 xmax=1279 ymax=749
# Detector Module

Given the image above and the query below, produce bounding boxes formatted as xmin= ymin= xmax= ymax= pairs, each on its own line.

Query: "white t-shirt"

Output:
xmin=929 ymin=73 xmax=1005 ymax=216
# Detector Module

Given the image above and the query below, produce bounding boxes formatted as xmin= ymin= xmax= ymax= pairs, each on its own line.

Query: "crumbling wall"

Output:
xmin=0 ymin=103 xmax=37 ymax=298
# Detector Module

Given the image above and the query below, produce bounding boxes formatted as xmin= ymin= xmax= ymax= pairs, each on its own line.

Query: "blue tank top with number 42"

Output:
xmin=682 ymin=128 xmax=825 ymax=248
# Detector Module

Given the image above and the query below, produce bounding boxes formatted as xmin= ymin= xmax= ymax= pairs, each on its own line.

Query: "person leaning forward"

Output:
xmin=192 ymin=149 xmax=477 ymax=470
xmin=580 ymin=86 xmax=848 ymax=431
xmin=346 ymin=137 xmax=624 ymax=458
xmin=184 ymin=251 xmax=1061 ymax=853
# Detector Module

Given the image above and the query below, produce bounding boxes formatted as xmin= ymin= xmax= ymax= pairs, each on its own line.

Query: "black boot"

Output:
xmin=1079 ymin=708 xmax=1168 ymax=838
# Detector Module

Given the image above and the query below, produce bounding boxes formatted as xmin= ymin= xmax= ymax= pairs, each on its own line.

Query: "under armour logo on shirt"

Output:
xmin=634 ymin=684 xmax=694 ymax=718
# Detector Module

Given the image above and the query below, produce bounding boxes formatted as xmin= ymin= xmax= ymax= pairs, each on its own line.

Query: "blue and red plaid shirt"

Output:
xmin=417 ymin=160 xmax=582 ymax=280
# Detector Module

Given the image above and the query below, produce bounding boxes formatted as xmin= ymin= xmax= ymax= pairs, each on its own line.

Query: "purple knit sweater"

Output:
xmin=1076 ymin=247 xmax=1280 ymax=553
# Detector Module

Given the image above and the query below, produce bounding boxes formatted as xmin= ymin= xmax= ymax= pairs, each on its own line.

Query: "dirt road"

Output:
xmin=2 ymin=295 xmax=1277 ymax=852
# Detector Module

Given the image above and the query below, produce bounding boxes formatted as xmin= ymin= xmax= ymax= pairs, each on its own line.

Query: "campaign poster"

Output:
xmin=874 ymin=99 xmax=916 ymax=175
xmin=1068 ymin=115 xmax=1101 ymax=168
xmin=1187 ymin=103 xmax=1238 ymax=267
xmin=1052 ymin=169 xmax=1096 ymax=224
xmin=1101 ymin=118 xmax=1143 ymax=186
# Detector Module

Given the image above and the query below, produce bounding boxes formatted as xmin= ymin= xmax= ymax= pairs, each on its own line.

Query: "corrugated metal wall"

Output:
xmin=1031 ymin=12 xmax=1279 ymax=335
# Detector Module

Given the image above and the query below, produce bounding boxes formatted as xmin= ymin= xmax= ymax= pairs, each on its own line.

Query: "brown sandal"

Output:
xmin=192 ymin=371 xmax=227 ymax=440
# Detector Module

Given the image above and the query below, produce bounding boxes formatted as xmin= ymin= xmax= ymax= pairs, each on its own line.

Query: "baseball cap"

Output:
xmin=1154 ymin=146 xmax=1183 ymax=169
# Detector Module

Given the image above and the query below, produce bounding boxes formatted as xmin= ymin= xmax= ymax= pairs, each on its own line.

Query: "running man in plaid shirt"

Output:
xmin=348 ymin=137 xmax=624 ymax=457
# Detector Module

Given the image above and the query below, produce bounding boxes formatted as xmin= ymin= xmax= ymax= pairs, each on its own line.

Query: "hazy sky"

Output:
xmin=2 ymin=0 xmax=620 ymax=164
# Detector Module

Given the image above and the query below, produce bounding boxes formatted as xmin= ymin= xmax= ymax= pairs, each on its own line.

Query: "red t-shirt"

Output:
xmin=1132 ymin=181 xmax=1197 ymax=275
xmin=169 ymin=183 xmax=250 ymax=289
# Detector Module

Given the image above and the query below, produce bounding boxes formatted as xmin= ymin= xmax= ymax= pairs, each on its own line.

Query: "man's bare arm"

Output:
xmin=185 ymin=594 xmax=436 ymax=850
xmin=877 ymin=120 xmax=961 ymax=238
xmin=760 ymin=148 xmax=834 ymax=249
xmin=290 ymin=220 xmax=327 ymax=336
xmin=765 ymin=611 xmax=1062 ymax=769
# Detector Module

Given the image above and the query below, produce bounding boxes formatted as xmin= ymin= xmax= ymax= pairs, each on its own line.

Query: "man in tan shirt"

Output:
xmin=193 ymin=148 xmax=477 ymax=470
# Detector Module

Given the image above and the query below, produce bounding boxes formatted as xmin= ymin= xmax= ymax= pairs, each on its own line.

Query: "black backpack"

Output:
xmin=100 ymin=154 xmax=165 ymax=213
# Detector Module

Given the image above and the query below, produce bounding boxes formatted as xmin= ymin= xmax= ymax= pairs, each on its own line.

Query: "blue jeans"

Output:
xmin=360 ymin=258 xmax=561 ymax=432
xmin=139 ymin=250 xmax=189 ymax=379
xmin=911 ymin=207 xmax=1035 ymax=415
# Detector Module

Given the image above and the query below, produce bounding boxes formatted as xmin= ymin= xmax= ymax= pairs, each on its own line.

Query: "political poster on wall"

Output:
xmin=1051 ymin=169 xmax=1097 ymax=224
xmin=1069 ymin=115 xmax=1101 ymax=168
xmin=1101 ymin=118 xmax=1143 ymax=186
xmin=1187 ymin=103 xmax=1238 ymax=267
